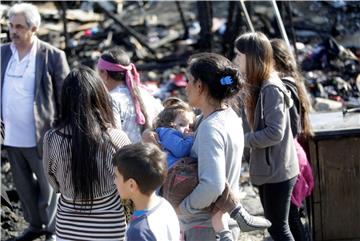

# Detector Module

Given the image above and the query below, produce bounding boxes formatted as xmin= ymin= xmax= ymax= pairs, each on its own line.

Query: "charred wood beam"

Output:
xmin=197 ymin=1 xmax=213 ymax=51
xmin=56 ymin=2 xmax=69 ymax=52
xmin=285 ymin=1 xmax=299 ymax=60
xmin=136 ymin=52 xmax=191 ymax=71
xmin=343 ymin=107 xmax=360 ymax=116
xmin=175 ymin=1 xmax=189 ymax=40
xmin=95 ymin=1 xmax=158 ymax=59
xmin=223 ymin=2 xmax=243 ymax=58
xmin=136 ymin=59 xmax=188 ymax=71
xmin=222 ymin=1 xmax=236 ymax=55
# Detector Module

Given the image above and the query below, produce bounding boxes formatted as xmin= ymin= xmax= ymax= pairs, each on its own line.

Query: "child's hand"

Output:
xmin=211 ymin=211 xmax=229 ymax=233
xmin=142 ymin=129 xmax=160 ymax=146
xmin=183 ymin=130 xmax=194 ymax=137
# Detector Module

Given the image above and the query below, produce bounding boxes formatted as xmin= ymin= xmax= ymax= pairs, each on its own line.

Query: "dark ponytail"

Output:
xmin=188 ymin=53 xmax=244 ymax=102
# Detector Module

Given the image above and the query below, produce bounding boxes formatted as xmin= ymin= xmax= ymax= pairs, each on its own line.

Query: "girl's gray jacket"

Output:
xmin=245 ymin=74 xmax=299 ymax=186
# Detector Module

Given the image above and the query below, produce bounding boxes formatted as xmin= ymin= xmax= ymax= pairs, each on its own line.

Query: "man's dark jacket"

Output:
xmin=1 ymin=39 xmax=70 ymax=155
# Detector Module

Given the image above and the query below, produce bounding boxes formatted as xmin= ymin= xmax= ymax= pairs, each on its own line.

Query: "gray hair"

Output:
xmin=7 ymin=3 xmax=41 ymax=29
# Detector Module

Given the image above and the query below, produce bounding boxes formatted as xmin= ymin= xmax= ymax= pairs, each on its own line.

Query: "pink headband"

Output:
xmin=97 ymin=57 xmax=145 ymax=125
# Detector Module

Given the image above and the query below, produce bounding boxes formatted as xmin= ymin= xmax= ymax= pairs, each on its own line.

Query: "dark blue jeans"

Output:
xmin=258 ymin=177 xmax=297 ymax=241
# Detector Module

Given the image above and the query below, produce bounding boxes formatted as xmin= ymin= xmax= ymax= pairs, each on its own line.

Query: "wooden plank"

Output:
xmin=309 ymin=139 xmax=323 ymax=241
xmin=309 ymin=140 xmax=321 ymax=203
xmin=313 ymin=202 xmax=323 ymax=241
xmin=317 ymin=137 xmax=360 ymax=240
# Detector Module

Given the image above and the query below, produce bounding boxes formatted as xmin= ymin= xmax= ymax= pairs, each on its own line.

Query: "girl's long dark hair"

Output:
xmin=55 ymin=66 xmax=116 ymax=206
xmin=270 ymin=38 xmax=313 ymax=138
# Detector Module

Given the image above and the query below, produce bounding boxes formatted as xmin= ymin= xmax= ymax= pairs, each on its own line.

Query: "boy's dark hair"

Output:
xmin=113 ymin=143 xmax=167 ymax=195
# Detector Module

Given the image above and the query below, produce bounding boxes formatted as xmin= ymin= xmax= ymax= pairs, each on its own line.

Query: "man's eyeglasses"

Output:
xmin=8 ymin=22 xmax=29 ymax=31
xmin=6 ymin=58 xmax=30 ymax=78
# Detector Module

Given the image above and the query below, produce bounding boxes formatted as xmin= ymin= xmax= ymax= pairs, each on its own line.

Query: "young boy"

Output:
xmin=113 ymin=143 xmax=180 ymax=241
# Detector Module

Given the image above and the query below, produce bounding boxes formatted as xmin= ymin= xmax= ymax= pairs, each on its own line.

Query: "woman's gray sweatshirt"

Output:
xmin=178 ymin=107 xmax=244 ymax=231
xmin=245 ymin=74 xmax=299 ymax=186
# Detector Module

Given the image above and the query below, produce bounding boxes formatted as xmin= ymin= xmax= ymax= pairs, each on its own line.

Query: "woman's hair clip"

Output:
xmin=220 ymin=76 xmax=233 ymax=86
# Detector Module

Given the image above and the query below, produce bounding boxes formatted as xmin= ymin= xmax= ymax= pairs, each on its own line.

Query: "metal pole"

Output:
xmin=271 ymin=0 xmax=291 ymax=50
xmin=239 ymin=0 xmax=255 ymax=33
xmin=59 ymin=2 xmax=69 ymax=51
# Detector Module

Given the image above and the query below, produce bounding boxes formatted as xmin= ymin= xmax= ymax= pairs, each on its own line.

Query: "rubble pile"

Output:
xmin=300 ymin=36 xmax=360 ymax=111
xmin=1 ymin=1 xmax=359 ymax=109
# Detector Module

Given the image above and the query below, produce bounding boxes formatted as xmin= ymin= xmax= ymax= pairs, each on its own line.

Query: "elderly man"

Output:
xmin=1 ymin=3 xmax=69 ymax=241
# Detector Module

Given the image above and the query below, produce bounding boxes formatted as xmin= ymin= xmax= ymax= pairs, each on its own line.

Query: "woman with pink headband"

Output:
xmin=97 ymin=48 xmax=163 ymax=143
